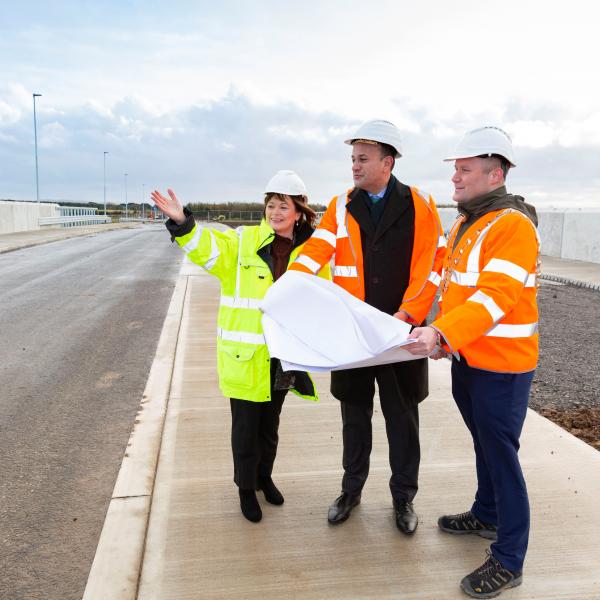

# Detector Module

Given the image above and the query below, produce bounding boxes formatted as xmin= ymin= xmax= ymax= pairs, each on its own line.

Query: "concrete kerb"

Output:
xmin=540 ymin=273 xmax=600 ymax=292
xmin=82 ymin=267 xmax=189 ymax=600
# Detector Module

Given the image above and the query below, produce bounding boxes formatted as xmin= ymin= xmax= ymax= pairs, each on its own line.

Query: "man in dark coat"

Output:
xmin=291 ymin=120 xmax=444 ymax=533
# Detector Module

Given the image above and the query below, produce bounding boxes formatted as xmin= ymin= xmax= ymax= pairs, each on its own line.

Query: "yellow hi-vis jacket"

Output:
xmin=174 ymin=219 xmax=330 ymax=402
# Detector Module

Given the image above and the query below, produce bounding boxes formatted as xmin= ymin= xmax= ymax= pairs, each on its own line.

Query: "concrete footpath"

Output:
xmin=80 ymin=252 xmax=600 ymax=600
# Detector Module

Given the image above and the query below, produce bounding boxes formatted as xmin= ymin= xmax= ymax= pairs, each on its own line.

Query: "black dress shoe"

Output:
xmin=239 ymin=489 xmax=262 ymax=522
xmin=257 ymin=476 xmax=284 ymax=505
xmin=393 ymin=499 xmax=418 ymax=535
xmin=327 ymin=492 xmax=361 ymax=524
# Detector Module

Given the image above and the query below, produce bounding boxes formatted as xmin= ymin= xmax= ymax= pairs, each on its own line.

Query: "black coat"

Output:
xmin=330 ymin=177 xmax=429 ymax=411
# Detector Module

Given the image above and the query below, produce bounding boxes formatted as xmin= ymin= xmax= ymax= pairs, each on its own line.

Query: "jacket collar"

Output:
xmin=347 ymin=175 xmax=412 ymax=240
xmin=457 ymin=185 xmax=538 ymax=226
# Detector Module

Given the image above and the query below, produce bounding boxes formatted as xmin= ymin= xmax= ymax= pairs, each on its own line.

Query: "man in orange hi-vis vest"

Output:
xmin=407 ymin=126 xmax=539 ymax=599
xmin=289 ymin=120 xmax=445 ymax=533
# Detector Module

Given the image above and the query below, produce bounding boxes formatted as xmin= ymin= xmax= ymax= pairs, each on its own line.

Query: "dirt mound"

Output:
xmin=536 ymin=407 xmax=600 ymax=450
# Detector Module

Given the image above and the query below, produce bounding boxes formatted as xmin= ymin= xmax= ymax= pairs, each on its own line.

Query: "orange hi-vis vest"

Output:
xmin=289 ymin=186 xmax=446 ymax=325
xmin=432 ymin=208 xmax=540 ymax=373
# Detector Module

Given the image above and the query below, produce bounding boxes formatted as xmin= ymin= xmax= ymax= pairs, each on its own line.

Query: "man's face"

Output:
xmin=451 ymin=157 xmax=496 ymax=203
xmin=351 ymin=142 xmax=390 ymax=193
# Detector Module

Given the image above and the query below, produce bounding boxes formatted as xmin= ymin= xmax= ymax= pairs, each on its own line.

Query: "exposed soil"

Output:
xmin=529 ymin=281 xmax=600 ymax=451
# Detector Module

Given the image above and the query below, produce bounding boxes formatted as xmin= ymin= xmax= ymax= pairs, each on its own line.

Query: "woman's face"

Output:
xmin=265 ymin=195 xmax=300 ymax=239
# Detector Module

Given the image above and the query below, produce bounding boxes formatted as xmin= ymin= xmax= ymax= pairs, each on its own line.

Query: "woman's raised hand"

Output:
xmin=151 ymin=189 xmax=185 ymax=225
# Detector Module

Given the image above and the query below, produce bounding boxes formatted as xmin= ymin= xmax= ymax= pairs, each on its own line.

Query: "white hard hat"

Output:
xmin=264 ymin=170 xmax=308 ymax=196
xmin=344 ymin=119 xmax=403 ymax=157
xmin=444 ymin=126 xmax=517 ymax=167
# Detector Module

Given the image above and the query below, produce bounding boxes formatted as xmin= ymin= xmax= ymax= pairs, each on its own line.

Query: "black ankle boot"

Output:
xmin=257 ymin=476 xmax=284 ymax=505
xmin=239 ymin=489 xmax=262 ymax=522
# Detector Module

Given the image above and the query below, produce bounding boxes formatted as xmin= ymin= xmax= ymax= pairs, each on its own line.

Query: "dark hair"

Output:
xmin=379 ymin=143 xmax=396 ymax=170
xmin=263 ymin=193 xmax=317 ymax=228
xmin=479 ymin=154 xmax=510 ymax=179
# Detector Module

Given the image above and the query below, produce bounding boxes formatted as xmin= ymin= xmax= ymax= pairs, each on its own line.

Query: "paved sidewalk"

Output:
xmin=541 ymin=255 xmax=600 ymax=287
xmin=84 ymin=259 xmax=600 ymax=600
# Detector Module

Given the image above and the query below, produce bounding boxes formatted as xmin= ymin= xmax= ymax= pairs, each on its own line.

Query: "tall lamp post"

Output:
xmin=33 ymin=93 xmax=42 ymax=202
xmin=103 ymin=151 xmax=109 ymax=216
xmin=124 ymin=173 xmax=128 ymax=220
xmin=142 ymin=183 xmax=145 ymax=219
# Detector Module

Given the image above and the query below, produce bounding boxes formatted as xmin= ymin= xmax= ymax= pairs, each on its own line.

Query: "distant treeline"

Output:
xmin=186 ymin=202 xmax=327 ymax=212
xmin=58 ymin=201 xmax=152 ymax=210
xmin=55 ymin=200 xmax=328 ymax=213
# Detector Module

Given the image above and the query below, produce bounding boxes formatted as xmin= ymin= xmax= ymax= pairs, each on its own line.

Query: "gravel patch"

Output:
xmin=530 ymin=280 xmax=600 ymax=451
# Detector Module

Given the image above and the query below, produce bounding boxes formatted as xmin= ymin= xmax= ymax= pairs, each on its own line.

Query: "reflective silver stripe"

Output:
xmin=486 ymin=322 xmax=538 ymax=338
xmin=466 ymin=211 xmax=515 ymax=273
xmin=312 ymin=228 xmax=337 ymax=248
xmin=336 ymin=194 xmax=348 ymax=238
xmin=468 ymin=290 xmax=504 ymax=323
xmin=416 ymin=188 xmax=430 ymax=202
xmin=234 ymin=228 xmax=244 ymax=298
xmin=294 ymin=254 xmax=321 ymax=274
xmin=334 ymin=265 xmax=358 ymax=277
xmin=466 ymin=209 xmax=533 ymax=273
xmin=428 ymin=271 xmax=441 ymax=286
xmin=183 ymin=226 xmax=220 ymax=270
xmin=438 ymin=235 xmax=447 ymax=248
xmin=217 ymin=328 xmax=265 ymax=345
xmin=451 ymin=271 xmax=479 ymax=286
xmin=450 ymin=266 xmax=536 ymax=289
xmin=182 ymin=227 xmax=203 ymax=253
xmin=220 ymin=295 xmax=262 ymax=310
xmin=204 ymin=230 xmax=220 ymax=270
xmin=483 ymin=258 xmax=527 ymax=283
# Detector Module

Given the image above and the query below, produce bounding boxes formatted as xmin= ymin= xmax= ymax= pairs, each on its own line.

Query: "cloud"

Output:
xmin=1 ymin=87 xmax=600 ymax=207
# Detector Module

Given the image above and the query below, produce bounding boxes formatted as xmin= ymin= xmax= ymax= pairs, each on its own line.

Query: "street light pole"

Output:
xmin=142 ymin=183 xmax=145 ymax=219
xmin=124 ymin=173 xmax=128 ymax=220
xmin=33 ymin=93 xmax=42 ymax=202
xmin=103 ymin=151 xmax=109 ymax=216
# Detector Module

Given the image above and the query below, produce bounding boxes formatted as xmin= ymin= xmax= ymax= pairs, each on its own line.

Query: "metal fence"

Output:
xmin=191 ymin=210 xmax=262 ymax=222
xmin=39 ymin=206 xmax=111 ymax=227
xmin=191 ymin=210 xmax=325 ymax=224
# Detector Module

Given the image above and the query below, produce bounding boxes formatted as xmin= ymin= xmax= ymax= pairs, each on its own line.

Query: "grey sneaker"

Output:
xmin=438 ymin=510 xmax=497 ymax=540
xmin=460 ymin=550 xmax=522 ymax=598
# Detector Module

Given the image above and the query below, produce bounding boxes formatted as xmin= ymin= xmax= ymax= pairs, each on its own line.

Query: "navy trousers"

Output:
xmin=451 ymin=357 xmax=534 ymax=573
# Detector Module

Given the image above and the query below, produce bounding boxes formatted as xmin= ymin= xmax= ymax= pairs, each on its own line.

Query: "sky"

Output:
xmin=1 ymin=0 xmax=600 ymax=208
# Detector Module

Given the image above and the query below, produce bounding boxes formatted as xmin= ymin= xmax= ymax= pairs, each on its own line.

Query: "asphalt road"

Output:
xmin=0 ymin=225 xmax=182 ymax=600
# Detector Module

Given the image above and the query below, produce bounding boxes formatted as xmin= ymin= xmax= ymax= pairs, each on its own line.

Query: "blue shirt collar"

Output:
xmin=367 ymin=184 xmax=388 ymax=201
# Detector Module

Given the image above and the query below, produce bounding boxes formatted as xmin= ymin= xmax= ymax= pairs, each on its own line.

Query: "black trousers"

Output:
xmin=340 ymin=389 xmax=420 ymax=502
xmin=230 ymin=389 xmax=287 ymax=490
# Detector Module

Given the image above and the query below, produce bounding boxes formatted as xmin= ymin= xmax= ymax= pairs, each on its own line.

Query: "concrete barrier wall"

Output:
xmin=0 ymin=201 xmax=60 ymax=234
xmin=1 ymin=201 xmax=599 ymax=263
xmin=438 ymin=207 xmax=600 ymax=264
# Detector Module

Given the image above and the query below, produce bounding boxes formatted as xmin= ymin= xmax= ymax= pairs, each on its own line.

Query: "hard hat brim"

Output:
xmin=443 ymin=153 xmax=516 ymax=168
xmin=344 ymin=138 xmax=402 ymax=158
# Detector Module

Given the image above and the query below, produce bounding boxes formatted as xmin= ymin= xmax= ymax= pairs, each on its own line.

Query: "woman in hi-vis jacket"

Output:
xmin=152 ymin=171 xmax=330 ymax=522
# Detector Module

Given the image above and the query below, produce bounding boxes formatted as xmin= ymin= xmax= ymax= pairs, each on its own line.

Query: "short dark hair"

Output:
xmin=479 ymin=154 xmax=510 ymax=179
xmin=379 ymin=143 xmax=396 ymax=170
